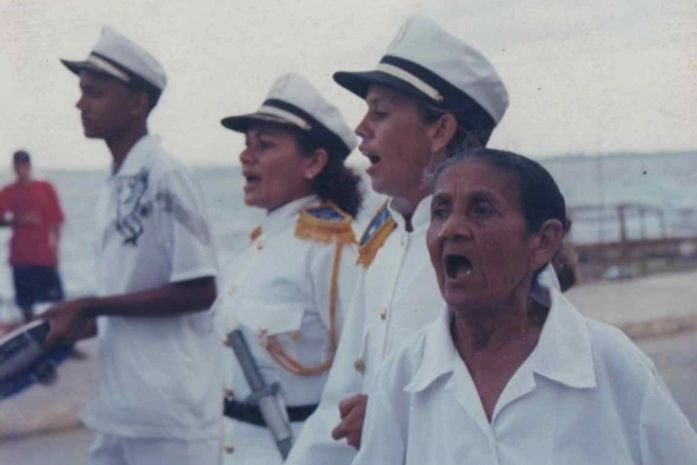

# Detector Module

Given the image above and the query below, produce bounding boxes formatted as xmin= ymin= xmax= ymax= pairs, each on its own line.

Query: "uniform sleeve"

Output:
xmin=285 ymin=270 xmax=369 ymax=465
xmin=639 ymin=374 xmax=697 ymax=464
xmin=308 ymin=239 xmax=359 ymax=338
xmin=44 ymin=182 xmax=64 ymax=225
xmin=153 ymin=167 xmax=217 ymax=283
xmin=351 ymin=358 xmax=407 ymax=465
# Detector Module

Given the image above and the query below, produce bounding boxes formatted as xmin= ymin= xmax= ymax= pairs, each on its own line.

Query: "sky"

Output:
xmin=1 ymin=0 xmax=696 ymax=170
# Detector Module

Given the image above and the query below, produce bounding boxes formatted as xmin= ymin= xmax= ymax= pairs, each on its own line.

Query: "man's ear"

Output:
xmin=303 ymin=148 xmax=329 ymax=181
xmin=129 ymin=91 xmax=151 ymax=118
xmin=429 ymin=113 xmax=458 ymax=155
xmin=529 ymin=219 xmax=565 ymax=272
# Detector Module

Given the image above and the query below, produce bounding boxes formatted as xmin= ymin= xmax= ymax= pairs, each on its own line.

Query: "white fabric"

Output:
xmin=286 ymin=196 xmax=443 ymax=465
xmin=213 ymin=195 xmax=359 ymax=463
xmin=352 ymin=290 xmax=697 ymax=465
xmin=386 ymin=15 xmax=508 ymax=123
xmin=90 ymin=26 xmax=166 ymax=90
xmin=89 ymin=432 xmax=222 ymax=465
xmin=262 ymin=73 xmax=357 ymax=151
xmin=81 ymin=134 xmax=221 ymax=440
xmin=287 ymin=195 xmax=562 ymax=465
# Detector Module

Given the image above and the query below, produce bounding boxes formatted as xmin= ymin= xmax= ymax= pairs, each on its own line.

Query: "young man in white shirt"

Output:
xmin=44 ymin=27 xmax=222 ymax=465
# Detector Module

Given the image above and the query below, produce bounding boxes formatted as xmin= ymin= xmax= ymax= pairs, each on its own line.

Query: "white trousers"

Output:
xmin=89 ymin=432 xmax=222 ymax=465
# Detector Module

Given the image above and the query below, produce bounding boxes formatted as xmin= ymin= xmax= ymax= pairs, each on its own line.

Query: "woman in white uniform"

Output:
xmin=352 ymin=148 xmax=697 ymax=465
xmin=215 ymin=73 xmax=362 ymax=463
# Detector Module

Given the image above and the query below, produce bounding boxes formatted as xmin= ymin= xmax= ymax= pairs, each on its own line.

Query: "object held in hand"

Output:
xmin=0 ymin=320 xmax=72 ymax=400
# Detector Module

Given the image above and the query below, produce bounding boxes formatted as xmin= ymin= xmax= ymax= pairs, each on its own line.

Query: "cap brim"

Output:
xmin=60 ymin=58 xmax=121 ymax=81
xmin=220 ymin=112 xmax=298 ymax=133
xmin=333 ymin=70 xmax=433 ymax=103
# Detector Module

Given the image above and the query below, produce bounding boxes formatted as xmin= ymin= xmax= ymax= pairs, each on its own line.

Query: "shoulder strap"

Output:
xmin=357 ymin=200 xmax=397 ymax=268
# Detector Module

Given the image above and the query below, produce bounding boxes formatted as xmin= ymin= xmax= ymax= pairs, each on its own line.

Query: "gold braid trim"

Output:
xmin=262 ymin=241 xmax=344 ymax=376
xmin=249 ymin=226 xmax=262 ymax=242
xmin=294 ymin=203 xmax=356 ymax=245
xmin=357 ymin=202 xmax=397 ymax=268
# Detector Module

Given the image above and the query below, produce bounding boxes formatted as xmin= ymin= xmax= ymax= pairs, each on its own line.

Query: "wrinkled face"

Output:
xmin=355 ymin=85 xmax=434 ymax=198
xmin=75 ymin=71 xmax=138 ymax=139
xmin=239 ymin=123 xmax=313 ymax=212
xmin=427 ymin=160 xmax=537 ymax=312
xmin=13 ymin=161 xmax=31 ymax=182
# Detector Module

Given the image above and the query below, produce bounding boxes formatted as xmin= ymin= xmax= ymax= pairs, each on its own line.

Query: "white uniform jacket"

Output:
xmin=214 ymin=195 xmax=358 ymax=464
xmin=288 ymin=196 xmax=561 ymax=465
xmin=81 ymin=134 xmax=221 ymax=441
xmin=353 ymin=290 xmax=697 ymax=465
xmin=286 ymin=196 xmax=443 ymax=465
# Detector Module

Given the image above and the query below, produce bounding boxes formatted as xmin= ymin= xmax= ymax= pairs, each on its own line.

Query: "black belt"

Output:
xmin=223 ymin=398 xmax=318 ymax=427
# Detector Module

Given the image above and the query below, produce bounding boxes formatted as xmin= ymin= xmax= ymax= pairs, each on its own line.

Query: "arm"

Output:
xmin=0 ymin=188 xmax=12 ymax=227
xmin=639 ymin=374 xmax=697 ymax=464
xmin=285 ymin=271 xmax=369 ymax=465
xmin=42 ymin=276 xmax=216 ymax=347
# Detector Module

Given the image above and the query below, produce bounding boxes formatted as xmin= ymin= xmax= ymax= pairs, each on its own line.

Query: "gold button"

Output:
xmin=354 ymin=358 xmax=366 ymax=373
xmin=379 ymin=307 xmax=387 ymax=320
xmin=224 ymin=444 xmax=235 ymax=454
xmin=224 ymin=388 xmax=235 ymax=399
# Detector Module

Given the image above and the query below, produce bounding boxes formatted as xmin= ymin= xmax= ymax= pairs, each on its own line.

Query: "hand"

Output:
xmin=41 ymin=298 xmax=97 ymax=348
xmin=331 ymin=394 xmax=368 ymax=449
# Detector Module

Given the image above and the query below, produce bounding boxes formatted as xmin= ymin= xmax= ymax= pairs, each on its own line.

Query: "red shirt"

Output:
xmin=0 ymin=180 xmax=64 ymax=267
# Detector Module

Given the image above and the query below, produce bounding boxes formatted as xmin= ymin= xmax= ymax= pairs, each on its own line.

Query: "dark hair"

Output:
xmin=13 ymin=150 xmax=31 ymax=164
xmin=292 ymin=128 xmax=363 ymax=217
xmin=416 ymin=101 xmax=490 ymax=156
xmin=433 ymin=147 xmax=568 ymax=234
xmin=126 ymin=79 xmax=161 ymax=111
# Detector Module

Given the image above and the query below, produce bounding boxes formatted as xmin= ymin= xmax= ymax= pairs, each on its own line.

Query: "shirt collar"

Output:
xmin=405 ymin=288 xmax=596 ymax=394
xmin=388 ymin=194 xmax=432 ymax=233
xmin=528 ymin=289 xmax=596 ymax=389
xmin=113 ymin=134 xmax=161 ymax=177
xmin=404 ymin=308 xmax=457 ymax=393
xmin=258 ymin=195 xmax=319 ymax=237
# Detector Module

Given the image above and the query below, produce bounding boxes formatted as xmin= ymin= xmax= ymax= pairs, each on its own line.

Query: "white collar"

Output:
xmin=113 ymin=134 xmax=160 ymax=177
xmin=258 ymin=195 xmax=319 ymax=238
xmin=388 ymin=194 xmax=432 ymax=233
xmin=405 ymin=288 xmax=596 ymax=394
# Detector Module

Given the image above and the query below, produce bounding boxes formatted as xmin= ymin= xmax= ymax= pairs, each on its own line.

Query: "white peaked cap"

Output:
xmin=334 ymin=16 xmax=509 ymax=143
xmin=61 ymin=27 xmax=166 ymax=92
xmin=221 ymin=73 xmax=357 ymax=159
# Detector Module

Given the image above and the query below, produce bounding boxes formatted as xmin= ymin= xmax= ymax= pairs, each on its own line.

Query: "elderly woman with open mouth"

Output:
xmin=351 ymin=148 xmax=697 ymax=465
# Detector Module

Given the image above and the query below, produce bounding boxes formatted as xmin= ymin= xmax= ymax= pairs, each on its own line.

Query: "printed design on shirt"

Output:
xmin=103 ymin=168 xmax=212 ymax=249
xmin=155 ymin=191 xmax=212 ymax=246
xmin=114 ymin=169 xmax=151 ymax=246
xmin=357 ymin=200 xmax=397 ymax=268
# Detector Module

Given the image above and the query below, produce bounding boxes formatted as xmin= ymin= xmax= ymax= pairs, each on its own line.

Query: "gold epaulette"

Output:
xmin=357 ymin=200 xmax=397 ymax=268
xmin=295 ymin=202 xmax=356 ymax=245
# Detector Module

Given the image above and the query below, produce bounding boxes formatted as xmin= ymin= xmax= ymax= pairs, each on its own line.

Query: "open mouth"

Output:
xmin=445 ymin=254 xmax=473 ymax=279
xmin=360 ymin=148 xmax=381 ymax=165
xmin=243 ymin=173 xmax=261 ymax=185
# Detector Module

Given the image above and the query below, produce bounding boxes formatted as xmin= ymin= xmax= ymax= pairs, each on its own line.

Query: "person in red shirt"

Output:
xmin=0 ymin=150 xmax=65 ymax=321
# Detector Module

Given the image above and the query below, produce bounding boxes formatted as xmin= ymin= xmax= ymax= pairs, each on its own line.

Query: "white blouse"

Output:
xmin=352 ymin=290 xmax=697 ymax=465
